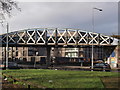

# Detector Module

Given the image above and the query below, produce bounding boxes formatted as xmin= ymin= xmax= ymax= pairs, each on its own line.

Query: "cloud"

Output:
xmin=15 ymin=0 xmax=119 ymax=2
xmin=0 ymin=2 xmax=118 ymax=35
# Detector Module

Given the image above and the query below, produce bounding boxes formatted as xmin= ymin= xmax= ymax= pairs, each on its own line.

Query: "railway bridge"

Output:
xmin=0 ymin=28 xmax=118 ymax=66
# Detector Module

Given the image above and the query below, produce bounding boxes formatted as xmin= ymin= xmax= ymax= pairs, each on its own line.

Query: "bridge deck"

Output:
xmin=0 ymin=28 xmax=118 ymax=47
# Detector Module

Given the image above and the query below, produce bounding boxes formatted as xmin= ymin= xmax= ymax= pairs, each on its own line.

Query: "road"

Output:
xmin=18 ymin=64 xmax=120 ymax=72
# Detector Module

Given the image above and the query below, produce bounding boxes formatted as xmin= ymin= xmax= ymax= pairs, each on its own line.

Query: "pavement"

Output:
xmin=50 ymin=65 xmax=120 ymax=72
xmin=17 ymin=64 xmax=120 ymax=72
xmin=18 ymin=64 xmax=48 ymax=69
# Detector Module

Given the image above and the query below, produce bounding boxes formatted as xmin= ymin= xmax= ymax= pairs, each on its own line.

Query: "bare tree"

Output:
xmin=0 ymin=0 xmax=21 ymax=21
xmin=0 ymin=0 xmax=20 ymax=69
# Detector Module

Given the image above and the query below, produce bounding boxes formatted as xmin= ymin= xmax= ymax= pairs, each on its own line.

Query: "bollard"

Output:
xmin=13 ymin=79 xmax=17 ymax=83
xmin=28 ymin=84 xmax=30 ymax=90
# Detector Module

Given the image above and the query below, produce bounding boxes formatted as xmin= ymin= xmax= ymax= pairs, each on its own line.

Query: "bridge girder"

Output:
xmin=0 ymin=28 xmax=117 ymax=47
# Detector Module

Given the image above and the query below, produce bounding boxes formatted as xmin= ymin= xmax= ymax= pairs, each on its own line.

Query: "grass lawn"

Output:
xmin=2 ymin=69 xmax=119 ymax=88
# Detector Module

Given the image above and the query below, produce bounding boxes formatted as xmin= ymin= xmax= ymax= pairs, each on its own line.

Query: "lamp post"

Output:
xmin=6 ymin=22 xmax=9 ymax=69
xmin=34 ymin=51 xmax=38 ymax=68
xmin=91 ymin=7 xmax=102 ymax=71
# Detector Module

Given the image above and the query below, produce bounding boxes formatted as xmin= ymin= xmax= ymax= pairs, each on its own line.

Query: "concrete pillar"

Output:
xmin=11 ymin=47 xmax=13 ymax=61
xmin=26 ymin=47 xmax=29 ymax=62
xmin=53 ymin=47 xmax=59 ymax=57
xmin=15 ymin=47 xmax=18 ymax=59
xmin=3 ymin=47 xmax=5 ymax=62
xmin=62 ymin=48 xmax=65 ymax=57
xmin=46 ymin=47 xmax=51 ymax=67
xmin=0 ymin=47 xmax=2 ymax=63
xmin=78 ymin=48 xmax=80 ymax=57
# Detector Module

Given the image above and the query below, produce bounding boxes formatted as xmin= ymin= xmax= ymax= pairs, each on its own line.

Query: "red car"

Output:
xmin=1 ymin=62 xmax=19 ymax=69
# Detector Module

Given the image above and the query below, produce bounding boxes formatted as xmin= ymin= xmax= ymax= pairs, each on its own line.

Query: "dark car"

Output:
xmin=2 ymin=62 xmax=19 ymax=69
xmin=90 ymin=63 xmax=111 ymax=72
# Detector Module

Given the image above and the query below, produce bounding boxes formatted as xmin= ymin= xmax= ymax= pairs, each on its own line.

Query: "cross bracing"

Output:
xmin=0 ymin=28 xmax=117 ymax=46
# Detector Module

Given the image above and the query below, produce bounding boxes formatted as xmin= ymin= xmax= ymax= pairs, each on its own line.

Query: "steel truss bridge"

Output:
xmin=0 ymin=28 xmax=117 ymax=47
xmin=0 ymin=28 xmax=118 ymax=66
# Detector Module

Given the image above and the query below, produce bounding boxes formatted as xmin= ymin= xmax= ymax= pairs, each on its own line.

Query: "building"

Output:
xmin=0 ymin=28 xmax=118 ymax=67
xmin=0 ymin=46 xmax=116 ymax=66
xmin=107 ymin=46 xmax=119 ymax=68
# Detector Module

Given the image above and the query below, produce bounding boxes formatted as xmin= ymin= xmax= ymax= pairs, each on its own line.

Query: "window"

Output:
xmin=16 ymin=51 xmax=18 ymax=56
xmin=99 ymin=63 xmax=105 ymax=67
xmin=95 ymin=63 xmax=100 ymax=66
xmin=65 ymin=48 xmax=78 ymax=57
xmin=65 ymin=52 xmax=78 ymax=57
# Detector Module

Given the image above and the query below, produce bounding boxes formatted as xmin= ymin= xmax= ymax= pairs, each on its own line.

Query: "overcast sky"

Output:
xmin=0 ymin=1 xmax=118 ymax=35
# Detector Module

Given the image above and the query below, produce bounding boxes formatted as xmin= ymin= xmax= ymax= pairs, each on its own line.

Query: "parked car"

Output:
xmin=90 ymin=63 xmax=111 ymax=72
xmin=1 ymin=62 xmax=19 ymax=69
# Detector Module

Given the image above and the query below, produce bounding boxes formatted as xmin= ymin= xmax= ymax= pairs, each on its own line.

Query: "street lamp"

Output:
xmin=6 ymin=23 xmax=9 ymax=69
xmin=34 ymin=51 xmax=38 ymax=68
xmin=91 ymin=7 xmax=102 ymax=71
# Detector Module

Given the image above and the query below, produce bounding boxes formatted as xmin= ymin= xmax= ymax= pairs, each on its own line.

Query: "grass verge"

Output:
xmin=2 ymin=69 xmax=119 ymax=88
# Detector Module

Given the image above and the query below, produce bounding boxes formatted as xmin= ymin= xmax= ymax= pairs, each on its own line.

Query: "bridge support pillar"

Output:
xmin=46 ymin=47 xmax=51 ymax=67
xmin=53 ymin=47 xmax=59 ymax=57
xmin=11 ymin=47 xmax=13 ymax=61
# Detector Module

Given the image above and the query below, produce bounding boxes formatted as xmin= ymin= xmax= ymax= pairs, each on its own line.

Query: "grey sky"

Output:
xmin=0 ymin=2 xmax=118 ymax=35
